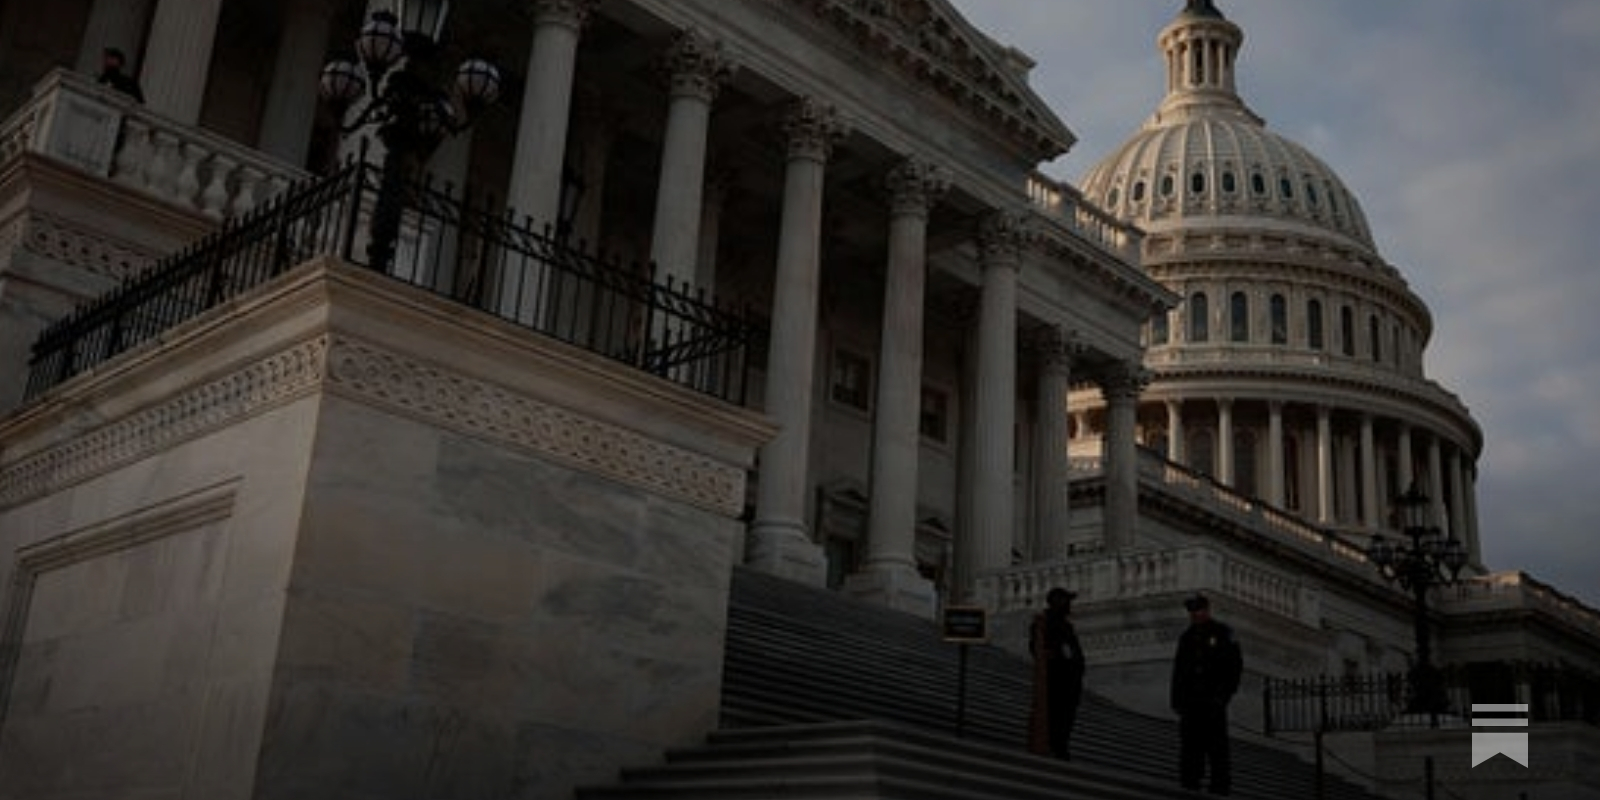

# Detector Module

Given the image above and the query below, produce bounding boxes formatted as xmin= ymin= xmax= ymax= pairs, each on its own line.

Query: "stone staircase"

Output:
xmin=576 ymin=567 xmax=1388 ymax=799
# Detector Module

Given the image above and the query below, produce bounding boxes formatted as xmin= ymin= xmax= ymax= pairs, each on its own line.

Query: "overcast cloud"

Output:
xmin=948 ymin=0 xmax=1600 ymax=607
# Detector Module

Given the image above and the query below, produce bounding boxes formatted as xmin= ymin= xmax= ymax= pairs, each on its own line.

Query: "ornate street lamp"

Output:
xmin=1366 ymin=483 xmax=1470 ymax=721
xmin=319 ymin=2 xmax=500 ymax=272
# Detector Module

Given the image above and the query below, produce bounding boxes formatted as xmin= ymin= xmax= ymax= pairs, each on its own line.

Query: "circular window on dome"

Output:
xmin=1222 ymin=171 xmax=1237 ymax=194
xmin=1132 ymin=181 xmax=1147 ymax=202
xmin=1160 ymin=175 xmax=1174 ymax=197
xmin=1190 ymin=172 xmax=1206 ymax=194
xmin=1251 ymin=172 xmax=1266 ymax=195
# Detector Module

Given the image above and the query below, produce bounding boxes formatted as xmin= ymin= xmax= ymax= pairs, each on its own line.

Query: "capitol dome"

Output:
xmin=1080 ymin=0 xmax=1376 ymax=254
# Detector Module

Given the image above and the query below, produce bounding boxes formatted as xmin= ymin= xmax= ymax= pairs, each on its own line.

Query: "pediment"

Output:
xmin=799 ymin=0 xmax=1076 ymax=159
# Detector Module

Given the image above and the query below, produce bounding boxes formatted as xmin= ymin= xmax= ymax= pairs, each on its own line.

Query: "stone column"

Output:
xmin=141 ymin=0 xmax=224 ymax=124
xmin=1102 ymin=363 xmax=1146 ymax=552
xmin=76 ymin=0 xmax=155 ymax=74
xmin=1360 ymin=413 xmax=1379 ymax=529
xmin=1316 ymin=406 xmax=1333 ymax=524
xmin=1427 ymin=436 xmax=1446 ymax=530
xmin=648 ymin=29 xmax=734 ymax=288
xmin=747 ymin=98 xmax=844 ymax=585
xmin=1448 ymin=449 xmax=1466 ymax=541
xmin=1397 ymin=423 xmax=1414 ymax=498
xmin=1266 ymin=400 xmax=1285 ymax=506
xmin=958 ymin=210 xmax=1030 ymax=598
xmin=1465 ymin=464 xmax=1482 ymax=567
xmin=1166 ymin=399 xmax=1185 ymax=465
xmin=507 ymin=0 xmax=597 ymax=230
xmin=848 ymin=157 xmax=948 ymax=615
xmin=258 ymin=0 xmax=336 ymax=167
xmin=1216 ymin=398 xmax=1234 ymax=486
xmin=1030 ymin=329 xmax=1074 ymax=563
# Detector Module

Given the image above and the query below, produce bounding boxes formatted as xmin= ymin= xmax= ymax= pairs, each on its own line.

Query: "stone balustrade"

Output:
xmin=1026 ymin=170 xmax=1143 ymax=264
xmin=1442 ymin=570 xmax=1600 ymax=642
xmin=0 ymin=69 xmax=306 ymax=219
xmin=989 ymin=544 xmax=1318 ymax=627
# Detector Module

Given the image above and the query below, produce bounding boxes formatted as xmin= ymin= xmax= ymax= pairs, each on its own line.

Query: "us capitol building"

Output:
xmin=0 ymin=0 xmax=1594 ymax=798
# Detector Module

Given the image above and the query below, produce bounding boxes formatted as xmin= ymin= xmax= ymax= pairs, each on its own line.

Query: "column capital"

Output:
xmin=659 ymin=28 xmax=737 ymax=103
xmin=885 ymin=157 xmax=950 ymax=218
xmin=1029 ymin=326 xmax=1083 ymax=374
xmin=782 ymin=97 xmax=847 ymax=163
xmin=530 ymin=0 xmax=600 ymax=30
xmin=1100 ymin=361 xmax=1151 ymax=401
xmin=977 ymin=209 xmax=1036 ymax=270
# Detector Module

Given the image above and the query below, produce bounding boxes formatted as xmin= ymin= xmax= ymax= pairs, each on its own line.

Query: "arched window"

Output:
xmin=1393 ymin=325 xmax=1402 ymax=367
xmin=1189 ymin=429 xmax=1216 ymax=478
xmin=1230 ymin=291 xmax=1249 ymax=342
xmin=1191 ymin=172 xmax=1206 ymax=194
xmin=1222 ymin=171 xmax=1237 ymax=194
xmin=1161 ymin=174 xmax=1175 ymax=197
xmin=1307 ymin=299 xmax=1324 ymax=350
xmin=1270 ymin=294 xmax=1288 ymax=344
xmin=1108 ymin=188 xmax=1120 ymax=207
xmin=1151 ymin=310 xmax=1170 ymax=345
xmin=1341 ymin=306 xmax=1355 ymax=356
xmin=1251 ymin=172 xmax=1267 ymax=195
xmin=1369 ymin=314 xmax=1382 ymax=362
xmin=1189 ymin=292 xmax=1210 ymax=343
xmin=1133 ymin=180 xmax=1146 ymax=202
xmin=1279 ymin=176 xmax=1295 ymax=199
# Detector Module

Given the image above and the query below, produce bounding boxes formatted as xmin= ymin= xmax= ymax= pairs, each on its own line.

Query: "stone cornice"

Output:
xmin=0 ymin=261 xmax=773 ymax=517
xmin=796 ymin=0 xmax=1073 ymax=158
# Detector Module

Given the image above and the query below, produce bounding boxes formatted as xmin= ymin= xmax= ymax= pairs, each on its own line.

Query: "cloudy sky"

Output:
xmin=948 ymin=0 xmax=1600 ymax=607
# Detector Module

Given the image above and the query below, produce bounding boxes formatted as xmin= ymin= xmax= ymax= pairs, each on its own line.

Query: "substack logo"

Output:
xmin=1471 ymin=703 xmax=1530 ymax=767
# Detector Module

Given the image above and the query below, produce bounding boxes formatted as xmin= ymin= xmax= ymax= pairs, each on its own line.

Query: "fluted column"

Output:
xmin=747 ymin=98 xmax=845 ymax=585
xmin=1266 ymin=400 xmax=1285 ymax=506
xmin=956 ymin=211 xmax=1029 ymax=600
xmin=507 ymin=0 xmax=597 ymax=230
xmin=258 ymin=0 xmax=336 ymax=167
xmin=848 ymin=157 xmax=949 ymax=615
xmin=1397 ymin=423 xmax=1415 ymax=503
xmin=76 ymin=0 xmax=155 ymax=74
xmin=1102 ymin=363 xmax=1146 ymax=552
xmin=1316 ymin=406 xmax=1333 ymax=523
xmin=649 ymin=29 xmax=734 ymax=288
xmin=141 ymin=0 xmax=223 ymax=123
xmin=1030 ymin=329 xmax=1075 ymax=563
xmin=1428 ymin=436 xmax=1446 ymax=532
xmin=1465 ymin=465 xmax=1482 ymax=567
xmin=1166 ymin=399 xmax=1185 ymax=464
xmin=1216 ymin=398 xmax=1234 ymax=486
xmin=1448 ymin=449 xmax=1466 ymax=542
xmin=1360 ymin=413 xmax=1379 ymax=528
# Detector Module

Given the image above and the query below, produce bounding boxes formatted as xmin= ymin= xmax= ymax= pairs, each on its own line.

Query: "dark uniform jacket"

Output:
xmin=1032 ymin=608 xmax=1086 ymax=678
xmin=1170 ymin=619 xmax=1242 ymax=712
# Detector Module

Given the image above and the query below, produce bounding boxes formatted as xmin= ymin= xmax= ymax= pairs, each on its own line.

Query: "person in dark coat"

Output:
xmin=1028 ymin=587 xmax=1086 ymax=760
xmin=97 ymin=47 xmax=145 ymax=103
xmin=1171 ymin=594 xmax=1243 ymax=795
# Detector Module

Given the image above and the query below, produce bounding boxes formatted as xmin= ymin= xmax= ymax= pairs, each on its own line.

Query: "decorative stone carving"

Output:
xmin=1100 ymin=360 xmax=1152 ymax=401
xmin=782 ymin=97 xmax=847 ymax=163
xmin=324 ymin=337 xmax=747 ymax=516
xmin=658 ymin=28 xmax=736 ymax=104
xmin=0 ymin=337 xmax=329 ymax=509
xmin=22 ymin=212 xmax=158 ymax=280
xmin=977 ymin=208 xmax=1036 ymax=269
xmin=884 ymin=157 xmax=949 ymax=219
xmin=0 ymin=333 xmax=749 ymax=516
xmin=529 ymin=0 xmax=599 ymax=29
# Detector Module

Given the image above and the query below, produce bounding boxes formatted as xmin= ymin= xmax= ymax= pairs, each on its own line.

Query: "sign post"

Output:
xmin=941 ymin=606 xmax=988 ymax=738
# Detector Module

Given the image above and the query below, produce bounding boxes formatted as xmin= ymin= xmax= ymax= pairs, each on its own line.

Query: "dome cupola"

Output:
xmin=1081 ymin=0 xmax=1377 ymax=253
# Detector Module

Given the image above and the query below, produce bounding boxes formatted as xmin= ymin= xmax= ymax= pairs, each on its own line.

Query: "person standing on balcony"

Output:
xmin=1171 ymin=593 xmax=1243 ymax=795
xmin=97 ymin=47 xmax=144 ymax=103
xmin=1028 ymin=587 xmax=1086 ymax=760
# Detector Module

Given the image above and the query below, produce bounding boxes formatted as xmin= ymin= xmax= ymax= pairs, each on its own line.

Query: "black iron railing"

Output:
xmin=1264 ymin=662 xmax=1600 ymax=734
xmin=24 ymin=160 xmax=758 ymax=403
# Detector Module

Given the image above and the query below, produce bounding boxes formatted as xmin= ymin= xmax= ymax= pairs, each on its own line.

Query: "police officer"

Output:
xmin=1170 ymin=594 xmax=1242 ymax=795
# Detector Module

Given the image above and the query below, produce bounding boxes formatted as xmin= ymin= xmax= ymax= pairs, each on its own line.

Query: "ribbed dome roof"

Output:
xmin=1080 ymin=3 xmax=1376 ymax=252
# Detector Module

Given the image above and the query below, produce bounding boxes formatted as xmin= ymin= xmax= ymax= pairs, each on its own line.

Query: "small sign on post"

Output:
xmin=942 ymin=606 xmax=987 ymax=738
xmin=942 ymin=606 xmax=988 ymax=643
